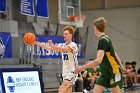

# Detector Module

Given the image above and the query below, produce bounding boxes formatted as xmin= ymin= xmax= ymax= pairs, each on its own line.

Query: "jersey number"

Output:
xmin=63 ymin=54 xmax=69 ymax=60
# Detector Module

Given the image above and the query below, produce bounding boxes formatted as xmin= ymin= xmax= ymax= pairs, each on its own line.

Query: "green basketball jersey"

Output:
xmin=97 ymin=35 xmax=120 ymax=75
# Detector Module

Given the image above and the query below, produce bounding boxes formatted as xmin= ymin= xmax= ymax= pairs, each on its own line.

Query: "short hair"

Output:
xmin=125 ymin=62 xmax=130 ymax=65
xmin=131 ymin=61 xmax=136 ymax=65
xmin=93 ymin=17 xmax=107 ymax=32
xmin=63 ymin=26 xmax=75 ymax=36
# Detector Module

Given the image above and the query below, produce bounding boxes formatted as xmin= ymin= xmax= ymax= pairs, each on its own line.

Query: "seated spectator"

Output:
xmin=82 ymin=67 xmax=93 ymax=92
xmin=82 ymin=66 xmax=100 ymax=93
xmin=131 ymin=61 xmax=136 ymax=72
xmin=131 ymin=61 xmax=138 ymax=86
xmin=74 ymin=74 xmax=83 ymax=92
xmin=89 ymin=66 xmax=100 ymax=89
xmin=137 ymin=67 xmax=140 ymax=84
xmin=123 ymin=62 xmax=133 ymax=88
xmin=137 ymin=67 xmax=140 ymax=74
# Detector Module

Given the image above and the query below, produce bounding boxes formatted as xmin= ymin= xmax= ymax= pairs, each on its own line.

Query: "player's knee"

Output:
xmin=59 ymin=83 xmax=69 ymax=93
xmin=59 ymin=88 xmax=64 ymax=93
xmin=111 ymin=86 xmax=120 ymax=93
xmin=59 ymin=86 xmax=65 ymax=93
xmin=93 ymin=89 xmax=101 ymax=93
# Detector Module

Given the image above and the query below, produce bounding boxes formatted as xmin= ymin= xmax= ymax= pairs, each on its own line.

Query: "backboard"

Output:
xmin=58 ymin=0 xmax=81 ymax=27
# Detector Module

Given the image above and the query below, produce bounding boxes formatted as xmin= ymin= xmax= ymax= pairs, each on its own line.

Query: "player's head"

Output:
xmin=63 ymin=26 xmax=75 ymax=41
xmin=131 ymin=61 xmax=136 ymax=68
xmin=93 ymin=17 xmax=107 ymax=37
xmin=125 ymin=62 xmax=131 ymax=69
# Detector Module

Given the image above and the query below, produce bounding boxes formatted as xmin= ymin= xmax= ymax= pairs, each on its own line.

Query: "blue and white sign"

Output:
xmin=36 ymin=0 xmax=49 ymax=18
xmin=0 ymin=32 xmax=12 ymax=58
xmin=0 ymin=0 xmax=6 ymax=13
xmin=21 ymin=0 xmax=35 ymax=16
xmin=0 ymin=76 xmax=2 ymax=93
xmin=3 ymin=71 xmax=42 ymax=93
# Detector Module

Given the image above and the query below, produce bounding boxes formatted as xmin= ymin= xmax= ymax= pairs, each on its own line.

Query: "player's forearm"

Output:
xmin=51 ymin=45 xmax=67 ymax=52
xmin=82 ymin=59 xmax=101 ymax=70
xmin=119 ymin=61 xmax=124 ymax=70
xmin=115 ymin=52 xmax=124 ymax=70
xmin=35 ymin=42 xmax=52 ymax=50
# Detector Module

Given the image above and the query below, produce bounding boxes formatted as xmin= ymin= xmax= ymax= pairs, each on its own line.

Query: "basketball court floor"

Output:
xmin=45 ymin=85 xmax=140 ymax=93
xmin=46 ymin=88 xmax=140 ymax=93
xmin=47 ymin=91 xmax=140 ymax=93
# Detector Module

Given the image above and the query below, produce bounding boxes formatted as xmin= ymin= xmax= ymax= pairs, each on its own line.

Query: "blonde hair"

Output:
xmin=63 ymin=26 xmax=75 ymax=36
xmin=93 ymin=17 xmax=107 ymax=32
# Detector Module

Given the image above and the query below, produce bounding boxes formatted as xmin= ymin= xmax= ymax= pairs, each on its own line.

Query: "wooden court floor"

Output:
xmin=46 ymin=91 xmax=140 ymax=93
xmin=46 ymin=90 xmax=140 ymax=93
xmin=46 ymin=87 xmax=140 ymax=93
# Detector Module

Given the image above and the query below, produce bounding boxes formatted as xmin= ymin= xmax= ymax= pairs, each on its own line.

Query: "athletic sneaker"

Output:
xmin=83 ymin=89 xmax=90 ymax=93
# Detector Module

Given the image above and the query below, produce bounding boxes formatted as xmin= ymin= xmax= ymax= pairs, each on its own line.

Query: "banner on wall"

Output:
xmin=0 ymin=32 xmax=12 ymax=58
xmin=0 ymin=68 xmax=43 ymax=93
xmin=24 ymin=36 xmax=84 ymax=58
xmin=3 ymin=71 xmax=42 ymax=93
xmin=21 ymin=0 xmax=35 ymax=16
xmin=36 ymin=0 xmax=49 ymax=18
xmin=0 ymin=0 xmax=6 ymax=13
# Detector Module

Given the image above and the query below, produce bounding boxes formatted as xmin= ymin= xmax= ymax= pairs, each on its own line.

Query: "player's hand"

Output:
xmin=123 ymin=69 xmax=132 ymax=73
xmin=48 ymin=40 xmax=54 ymax=47
xmin=33 ymin=41 xmax=39 ymax=45
xmin=75 ymin=66 xmax=85 ymax=74
xmin=127 ymin=69 xmax=133 ymax=73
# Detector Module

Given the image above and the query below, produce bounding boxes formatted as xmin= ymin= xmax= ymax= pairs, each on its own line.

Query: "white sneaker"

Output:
xmin=83 ymin=89 xmax=89 ymax=93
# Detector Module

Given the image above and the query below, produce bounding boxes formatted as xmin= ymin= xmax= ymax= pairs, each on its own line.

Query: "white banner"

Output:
xmin=2 ymin=71 xmax=42 ymax=93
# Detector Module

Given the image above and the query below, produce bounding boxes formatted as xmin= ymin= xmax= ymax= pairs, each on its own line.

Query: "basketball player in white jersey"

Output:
xmin=33 ymin=26 xmax=79 ymax=93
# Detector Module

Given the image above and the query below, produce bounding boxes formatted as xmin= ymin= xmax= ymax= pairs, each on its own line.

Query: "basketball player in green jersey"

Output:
xmin=75 ymin=17 xmax=124 ymax=93
xmin=33 ymin=26 xmax=79 ymax=93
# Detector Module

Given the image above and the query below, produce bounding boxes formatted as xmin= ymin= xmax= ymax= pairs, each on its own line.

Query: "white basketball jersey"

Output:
xmin=61 ymin=42 xmax=78 ymax=74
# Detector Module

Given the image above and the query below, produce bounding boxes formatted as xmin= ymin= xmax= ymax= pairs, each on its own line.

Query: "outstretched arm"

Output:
xmin=48 ymin=40 xmax=72 ymax=52
xmin=75 ymin=50 xmax=104 ymax=74
xmin=33 ymin=41 xmax=52 ymax=50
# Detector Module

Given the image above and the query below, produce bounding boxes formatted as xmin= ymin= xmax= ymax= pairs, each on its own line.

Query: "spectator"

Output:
xmin=137 ymin=67 xmax=140 ymax=84
xmin=123 ymin=61 xmax=138 ymax=88
xmin=131 ymin=61 xmax=137 ymax=72
xmin=90 ymin=66 xmax=101 ymax=89
xmin=82 ymin=67 xmax=93 ymax=92
xmin=131 ymin=61 xmax=138 ymax=86
xmin=74 ymin=74 xmax=83 ymax=92
xmin=82 ymin=66 xmax=100 ymax=93
xmin=137 ymin=67 xmax=140 ymax=74
xmin=123 ymin=62 xmax=133 ymax=88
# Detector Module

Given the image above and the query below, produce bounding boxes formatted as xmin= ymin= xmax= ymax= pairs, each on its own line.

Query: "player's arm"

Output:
xmin=48 ymin=40 xmax=72 ymax=52
xmin=83 ymin=50 xmax=104 ymax=69
xmin=34 ymin=41 xmax=52 ymax=50
xmin=75 ymin=50 xmax=104 ymax=73
xmin=115 ymin=52 xmax=124 ymax=70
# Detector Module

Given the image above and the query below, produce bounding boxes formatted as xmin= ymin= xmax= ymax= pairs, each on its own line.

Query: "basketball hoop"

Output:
xmin=69 ymin=15 xmax=86 ymax=28
xmin=69 ymin=16 xmax=75 ymax=21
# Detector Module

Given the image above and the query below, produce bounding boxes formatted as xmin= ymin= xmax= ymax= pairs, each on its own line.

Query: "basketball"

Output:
xmin=23 ymin=32 xmax=36 ymax=45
